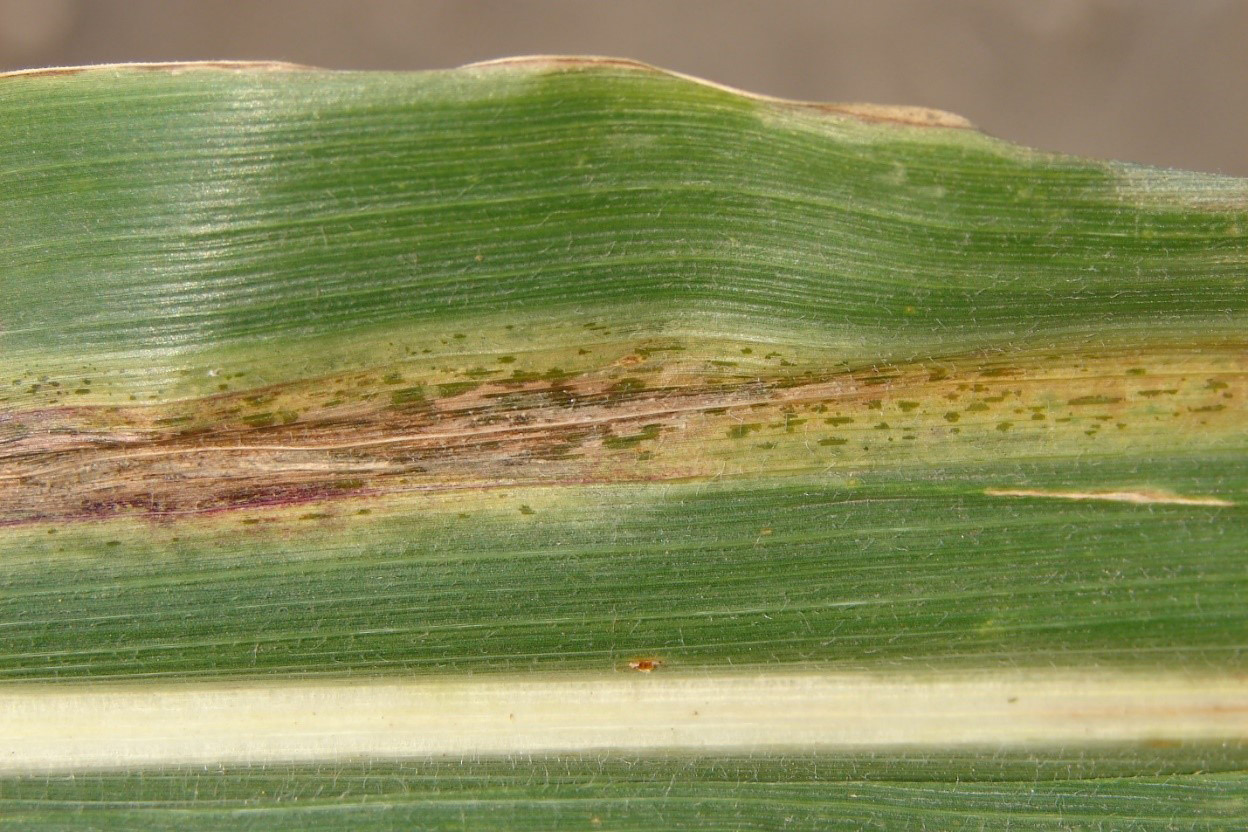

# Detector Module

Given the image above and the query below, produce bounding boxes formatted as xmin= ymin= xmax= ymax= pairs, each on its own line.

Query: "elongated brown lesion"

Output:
xmin=1 ymin=344 xmax=1243 ymax=525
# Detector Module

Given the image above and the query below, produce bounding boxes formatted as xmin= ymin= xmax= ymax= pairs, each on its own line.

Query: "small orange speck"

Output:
xmin=628 ymin=658 xmax=662 ymax=672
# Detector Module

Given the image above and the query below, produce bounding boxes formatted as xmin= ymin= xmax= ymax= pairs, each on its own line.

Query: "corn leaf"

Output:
xmin=1 ymin=58 xmax=1245 ymax=829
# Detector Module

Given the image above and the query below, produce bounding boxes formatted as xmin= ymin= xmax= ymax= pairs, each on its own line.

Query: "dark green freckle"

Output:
xmin=943 ymin=412 xmax=959 ymax=423
xmin=996 ymin=422 xmax=1012 ymax=432
xmin=608 ymin=377 xmax=646 ymax=395
xmin=390 ymin=386 xmax=426 ymax=405
xmin=437 ymin=382 xmax=479 ymax=397
xmin=519 ymin=505 xmax=535 ymax=515
xmin=603 ymin=424 xmax=662 ymax=449
xmin=1068 ymin=395 xmax=1122 ymax=406
xmin=242 ymin=413 xmax=275 ymax=428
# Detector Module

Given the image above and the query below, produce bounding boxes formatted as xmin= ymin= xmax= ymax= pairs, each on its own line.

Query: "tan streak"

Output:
xmin=1 ymin=673 xmax=1245 ymax=773
xmin=0 ymin=382 xmax=847 ymax=483
xmin=985 ymin=488 xmax=1234 ymax=507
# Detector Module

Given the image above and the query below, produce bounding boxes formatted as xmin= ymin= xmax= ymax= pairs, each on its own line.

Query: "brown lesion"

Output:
xmin=0 ymin=365 xmax=838 ymax=523
xmin=1 ymin=346 xmax=1243 ymax=525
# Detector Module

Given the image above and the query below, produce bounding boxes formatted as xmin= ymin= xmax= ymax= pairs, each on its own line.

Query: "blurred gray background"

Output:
xmin=2 ymin=0 xmax=1245 ymax=175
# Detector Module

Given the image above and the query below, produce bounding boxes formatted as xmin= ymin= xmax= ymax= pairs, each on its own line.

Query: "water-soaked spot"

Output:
xmin=818 ymin=437 xmax=848 ymax=446
xmin=897 ymin=401 xmax=920 ymax=412
xmin=825 ymin=416 xmax=853 ymax=425
xmin=727 ymin=423 xmax=762 ymax=439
